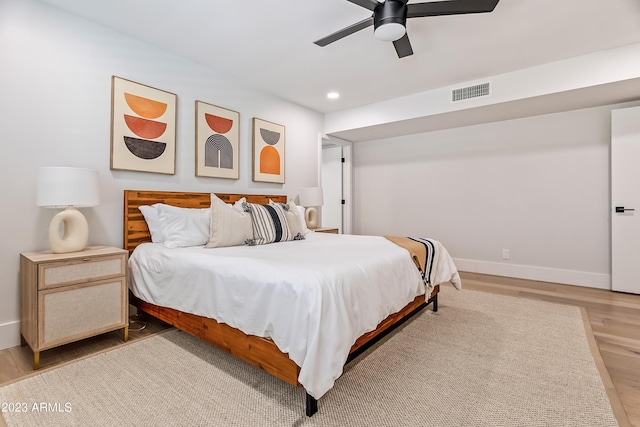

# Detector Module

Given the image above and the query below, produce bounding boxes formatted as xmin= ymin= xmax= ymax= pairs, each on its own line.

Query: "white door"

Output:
xmin=321 ymin=144 xmax=342 ymax=232
xmin=611 ymin=105 xmax=640 ymax=294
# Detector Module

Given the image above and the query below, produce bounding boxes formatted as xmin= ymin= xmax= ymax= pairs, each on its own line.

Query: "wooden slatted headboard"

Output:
xmin=124 ymin=190 xmax=287 ymax=253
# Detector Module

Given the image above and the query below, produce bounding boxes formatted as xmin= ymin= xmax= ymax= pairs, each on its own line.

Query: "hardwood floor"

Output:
xmin=461 ymin=272 xmax=640 ymax=427
xmin=0 ymin=314 xmax=171 ymax=386
xmin=1 ymin=274 xmax=639 ymax=425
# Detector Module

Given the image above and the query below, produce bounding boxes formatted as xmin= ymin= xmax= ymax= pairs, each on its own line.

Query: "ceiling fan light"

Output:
xmin=374 ymin=22 xmax=405 ymax=42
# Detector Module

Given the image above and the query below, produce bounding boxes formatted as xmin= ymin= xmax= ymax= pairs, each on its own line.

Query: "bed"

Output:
xmin=124 ymin=190 xmax=458 ymax=416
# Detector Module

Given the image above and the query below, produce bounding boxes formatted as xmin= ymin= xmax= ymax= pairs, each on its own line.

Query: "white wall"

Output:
xmin=353 ymin=101 xmax=640 ymax=288
xmin=0 ymin=0 xmax=323 ymax=350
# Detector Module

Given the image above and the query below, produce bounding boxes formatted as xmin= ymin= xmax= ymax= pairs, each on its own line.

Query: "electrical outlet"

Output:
xmin=502 ymin=249 xmax=510 ymax=260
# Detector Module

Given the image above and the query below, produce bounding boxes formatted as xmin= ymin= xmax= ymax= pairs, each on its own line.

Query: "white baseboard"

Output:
xmin=0 ymin=320 xmax=21 ymax=351
xmin=454 ymin=258 xmax=611 ymax=290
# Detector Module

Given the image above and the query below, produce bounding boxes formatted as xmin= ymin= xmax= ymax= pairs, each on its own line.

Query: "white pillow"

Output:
xmin=156 ymin=204 xmax=210 ymax=248
xmin=296 ymin=205 xmax=312 ymax=235
xmin=206 ymin=194 xmax=253 ymax=248
xmin=138 ymin=204 xmax=165 ymax=243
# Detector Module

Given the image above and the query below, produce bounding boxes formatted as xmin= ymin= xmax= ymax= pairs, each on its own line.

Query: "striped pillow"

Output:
xmin=243 ymin=202 xmax=292 ymax=245
xmin=269 ymin=200 xmax=305 ymax=239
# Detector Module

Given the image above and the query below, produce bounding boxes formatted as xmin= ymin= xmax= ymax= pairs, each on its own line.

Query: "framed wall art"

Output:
xmin=110 ymin=76 xmax=177 ymax=174
xmin=252 ymin=118 xmax=285 ymax=184
xmin=195 ymin=101 xmax=240 ymax=179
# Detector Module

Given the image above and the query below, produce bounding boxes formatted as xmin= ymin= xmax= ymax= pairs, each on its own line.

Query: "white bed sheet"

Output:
xmin=129 ymin=232 xmax=456 ymax=399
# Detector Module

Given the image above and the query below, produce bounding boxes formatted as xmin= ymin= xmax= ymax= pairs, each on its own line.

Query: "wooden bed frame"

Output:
xmin=124 ymin=189 xmax=439 ymax=416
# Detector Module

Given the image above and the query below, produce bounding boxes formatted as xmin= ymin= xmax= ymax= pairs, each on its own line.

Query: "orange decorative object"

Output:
xmin=260 ymin=146 xmax=280 ymax=175
xmin=124 ymin=93 xmax=168 ymax=119
xmin=205 ymin=114 xmax=233 ymax=133
xmin=124 ymin=115 xmax=167 ymax=139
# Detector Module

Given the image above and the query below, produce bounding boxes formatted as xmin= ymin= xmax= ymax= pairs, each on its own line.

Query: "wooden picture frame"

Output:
xmin=195 ymin=101 xmax=240 ymax=179
xmin=110 ymin=76 xmax=177 ymax=174
xmin=252 ymin=118 xmax=285 ymax=184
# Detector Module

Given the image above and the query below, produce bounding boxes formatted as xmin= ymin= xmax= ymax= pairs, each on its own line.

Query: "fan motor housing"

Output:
xmin=374 ymin=0 xmax=408 ymax=29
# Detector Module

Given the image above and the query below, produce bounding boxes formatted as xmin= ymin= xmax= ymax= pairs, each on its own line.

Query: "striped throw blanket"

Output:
xmin=384 ymin=236 xmax=437 ymax=286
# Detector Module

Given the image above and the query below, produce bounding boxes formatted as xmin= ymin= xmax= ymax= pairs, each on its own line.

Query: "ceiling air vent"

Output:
xmin=451 ymin=82 xmax=490 ymax=102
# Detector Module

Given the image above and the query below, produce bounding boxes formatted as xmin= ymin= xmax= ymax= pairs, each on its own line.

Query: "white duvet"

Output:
xmin=129 ymin=232 xmax=460 ymax=399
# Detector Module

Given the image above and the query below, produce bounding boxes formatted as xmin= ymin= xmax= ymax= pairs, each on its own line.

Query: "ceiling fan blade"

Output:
xmin=407 ymin=0 xmax=499 ymax=18
xmin=314 ymin=17 xmax=374 ymax=47
xmin=346 ymin=0 xmax=380 ymax=11
xmin=393 ymin=33 xmax=413 ymax=58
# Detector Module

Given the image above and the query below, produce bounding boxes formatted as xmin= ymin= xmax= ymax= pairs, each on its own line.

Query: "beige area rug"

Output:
xmin=0 ymin=287 xmax=624 ymax=427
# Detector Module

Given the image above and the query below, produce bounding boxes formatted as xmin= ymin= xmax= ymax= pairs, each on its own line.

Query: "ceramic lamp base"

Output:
xmin=49 ymin=206 xmax=89 ymax=253
xmin=305 ymin=207 xmax=319 ymax=229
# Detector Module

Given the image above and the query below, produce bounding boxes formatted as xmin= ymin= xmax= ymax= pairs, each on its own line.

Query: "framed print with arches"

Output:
xmin=195 ymin=101 xmax=240 ymax=179
xmin=252 ymin=118 xmax=285 ymax=184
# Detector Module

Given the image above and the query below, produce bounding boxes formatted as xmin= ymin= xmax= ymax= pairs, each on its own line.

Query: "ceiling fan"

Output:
xmin=314 ymin=0 xmax=500 ymax=58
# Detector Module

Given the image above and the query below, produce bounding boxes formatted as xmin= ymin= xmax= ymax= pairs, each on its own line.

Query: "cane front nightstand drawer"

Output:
xmin=38 ymin=254 xmax=126 ymax=290
xmin=39 ymin=277 xmax=127 ymax=348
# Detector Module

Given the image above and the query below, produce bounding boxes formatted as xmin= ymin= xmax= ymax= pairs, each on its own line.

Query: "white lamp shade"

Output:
xmin=37 ymin=167 xmax=100 ymax=208
xmin=299 ymin=187 xmax=324 ymax=207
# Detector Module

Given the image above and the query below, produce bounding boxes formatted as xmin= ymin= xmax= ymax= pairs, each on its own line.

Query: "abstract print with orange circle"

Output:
xmin=122 ymin=93 xmax=168 ymax=160
xmin=259 ymin=128 xmax=281 ymax=175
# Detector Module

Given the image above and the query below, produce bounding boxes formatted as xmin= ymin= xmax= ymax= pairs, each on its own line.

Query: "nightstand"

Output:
xmin=312 ymin=227 xmax=339 ymax=234
xmin=20 ymin=246 xmax=129 ymax=369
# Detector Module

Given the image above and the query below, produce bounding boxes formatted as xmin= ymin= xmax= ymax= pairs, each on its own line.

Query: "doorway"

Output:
xmin=321 ymin=137 xmax=352 ymax=234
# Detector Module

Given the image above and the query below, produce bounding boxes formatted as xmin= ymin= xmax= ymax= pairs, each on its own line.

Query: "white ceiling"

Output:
xmin=38 ymin=0 xmax=640 ymax=114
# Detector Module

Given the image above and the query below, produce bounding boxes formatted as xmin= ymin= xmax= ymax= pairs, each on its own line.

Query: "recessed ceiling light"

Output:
xmin=327 ymin=92 xmax=340 ymax=99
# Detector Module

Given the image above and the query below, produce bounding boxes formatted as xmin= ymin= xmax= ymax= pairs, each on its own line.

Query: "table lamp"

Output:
xmin=299 ymin=187 xmax=324 ymax=229
xmin=37 ymin=167 xmax=100 ymax=253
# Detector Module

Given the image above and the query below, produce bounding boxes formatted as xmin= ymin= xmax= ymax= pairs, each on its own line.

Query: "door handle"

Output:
xmin=615 ymin=206 xmax=635 ymax=213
